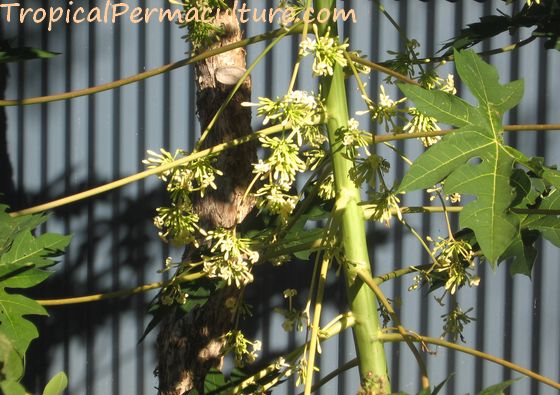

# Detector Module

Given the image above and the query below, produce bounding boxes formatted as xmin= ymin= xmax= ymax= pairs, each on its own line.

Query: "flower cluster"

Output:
xmin=430 ymin=236 xmax=479 ymax=295
xmin=427 ymin=184 xmax=461 ymax=204
xmin=403 ymin=107 xmax=441 ymax=147
xmin=366 ymin=191 xmax=402 ymax=227
xmin=404 ymin=72 xmax=457 ymax=147
xmin=245 ymin=90 xmax=325 ymax=147
xmin=299 ymin=25 xmax=349 ymax=76
xmin=224 ymin=330 xmax=262 ymax=367
xmin=441 ymin=303 xmax=475 ymax=343
xmin=177 ymin=0 xmax=225 ymax=49
xmin=349 ymin=154 xmax=390 ymax=189
xmin=383 ymin=39 xmax=421 ymax=82
xmin=259 ymin=136 xmax=307 ymax=187
xmin=341 ymin=118 xmax=370 ymax=158
xmin=246 ymin=91 xmax=327 ymax=220
xmin=357 ymin=70 xmax=456 ymax=149
xmin=318 ymin=173 xmax=335 ymax=200
xmin=202 ymin=228 xmax=259 ymax=287
xmin=356 ymin=86 xmax=406 ymax=134
xmin=144 ymin=149 xmax=222 ymax=245
xmin=408 ymin=236 xmax=478 ymax=295
xmin=160 ymin=283 xmax=188 ymax=306
xmin=274 ymin=289 xmax=308 ymax=332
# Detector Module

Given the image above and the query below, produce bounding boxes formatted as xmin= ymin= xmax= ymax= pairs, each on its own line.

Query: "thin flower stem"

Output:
xmin=347 ymin=52 xmax=418 ymax=85
xmin=355 ymin=268 xmax=431 ymax=390
xmin=370 ymin=0 xmax=425 ymax=74
xmin=227 ymin=313 xmax=356 ymax=394
xmin=304 ymin=246 xmax=322 ymax=344
xmin=374 ymin=264 xmax=432 ymax=285
xmin=297 ymin=358 xmax=358 ymax=395
xmin=272 ymin=159 xmax=330 ymax=243
xmin=10 ymin=122 xmax=296 ymax=217
xmin=382 ymin=142 xmax=413 ymax=166
xmin=401 ymin=219 xmax=439 ymax=267
xmin=303 ymin=212 xmax=337 ymax=376
xmin=0 ymin=25 xmax=303 ymax=107
xmin=304 ymin=251 xmax=332 ymax=395
xmin=435 ymin=192 xmax=455 ymax=240
xmin=11 ymin=123 xmax=557 ymax=217
xmin=362 ymin=205 xmax=560 ymax=217
xmin=379 ymin=333 xmax=560 ymax=391
xmin=371 ymin=124 xmax=560 ymax=144
xmin=37 ymin=271 xmax=205 ymax=306
xmin=408 ymin=35 xmax=537 ymax=66
xmin=287 ymin=0 xmax=314 ymax=92
xmin=343 ymin=51 xmax=369 ymax=101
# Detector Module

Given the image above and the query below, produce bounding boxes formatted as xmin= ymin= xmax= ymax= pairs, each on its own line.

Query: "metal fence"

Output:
xmin=1 ymin=1 xmax=559 ymax=394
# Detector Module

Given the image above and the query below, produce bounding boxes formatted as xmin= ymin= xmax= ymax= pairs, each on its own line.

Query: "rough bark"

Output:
xmin=156 ymin=6 xmax=256 ymax=395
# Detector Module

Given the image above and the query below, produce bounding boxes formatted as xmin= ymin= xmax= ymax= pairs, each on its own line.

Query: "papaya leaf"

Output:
xmin=0 ymin=380 xmax=26 ymax=395
xmin=0 ymin=46 xmax=59 ymax=64
xmin=42 ymin=372 xmax=68 ymax=395
xmin=204 ymin=368 xmax=227 ymax=393
xmin=477 ymin=377 xmax=520 ymax=395
xmin=0 ymin=205 xmax=46 ymax=255
xmin=430 ymin=373 xmax=454 ymax=394
xmin=500 ymin=229 xmax=539 ymax=276
xmin=523 ymin=188 xmax=560 ymax=247
xmin=140 ymin=277 xmax=221 ymax=342
xmin=398 ymin=49 xmax=525 ymax=264
xmin=0 ymin=207 xmax=70 ymax=356
xmin=0 ymin=332 xmax=23 ymax=382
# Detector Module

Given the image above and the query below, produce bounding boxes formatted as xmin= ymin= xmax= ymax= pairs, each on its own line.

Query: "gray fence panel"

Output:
xmin=1 ymin=1 xmax=559 ymax=394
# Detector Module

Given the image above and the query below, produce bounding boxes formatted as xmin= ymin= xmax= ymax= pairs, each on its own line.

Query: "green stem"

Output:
xmin=315 ymin=1 xmax=390 ymax=392
xmin=11 ymin=122 xmax=555 ymax=217
xmin=356 ymin=269 xmax=430 ymax=390
xmin=287 ymin=0 xmax=314 ymax=92
xmin=370 ymin=124 xmax=560 ymax=144
xmin=10 ymin=122 xmax=294 ymax=217
xmin=361 ymin=205 xmax=560 ymax=218
xmin=0 ymin=25 xmax=302 ymax=107
xmin=405 ymin=35 xmax=537 ymax=66
xmin=374 ymin=264 xmax=432 ymax=285
xmin=37 ymin=272 xmax=205 ymax=306
xmin=304 ymin=251 xmax=332 ymax=395
xmin=298 ymin=359 xmax=359 ymax=395
xmin=347 ymin=52 xmax=418 ymax=85
xmin=227 ymin=313 xmax=356 ymax=394
xmin=379 ymin=333 xmax=560 ymax=391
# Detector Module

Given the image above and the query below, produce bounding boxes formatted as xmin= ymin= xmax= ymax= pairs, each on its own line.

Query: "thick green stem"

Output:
xmin=314 ymin=1 xmax=390 ymax=392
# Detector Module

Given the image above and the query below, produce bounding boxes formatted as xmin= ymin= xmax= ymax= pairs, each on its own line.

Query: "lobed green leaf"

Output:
xmin=397 ymin=49 xmax=526 ymax=264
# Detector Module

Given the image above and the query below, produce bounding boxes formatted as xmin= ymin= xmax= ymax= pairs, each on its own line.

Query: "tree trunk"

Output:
xmin=156 ymin=5 xmax=256 ymax=395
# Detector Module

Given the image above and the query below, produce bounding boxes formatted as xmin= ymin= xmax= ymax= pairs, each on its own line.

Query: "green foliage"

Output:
xmin=42 ymin=372 xmax=68 ymax=395
xmin=477 ymin=378 xmax=521 ymax=394
xmin=389 ymin=375 xmax=451 ymax=394
xmin=187 ymin=368 xmax=248 ymax=395
xmin=398 ymin=49 xmax=525 ymax=264
xmin=140 ymin=277 xmax=222 ymax=342
xmin=390 ymin=376 xmax=520 ymax=395
xmin=0 ymin=42 xmax=59 ymax=63
xmin=442 ymin=0 xmax=560 ymax=52
xmin=0 ymin=205 xmax=70 ymax=391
